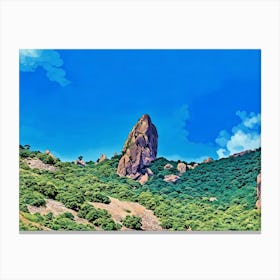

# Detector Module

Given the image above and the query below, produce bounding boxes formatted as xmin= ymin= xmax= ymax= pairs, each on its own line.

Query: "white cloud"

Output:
xmin=235 ymin=110 xmax=261 ymax=130
xmin=216 ymin=148 xmax=229 ymax=159
xmin=244 ymin=115 xmax=260 ymax=128
xmin=215 ymin=111 xmax=261 ymax=159
xmin=215 ymin=130 xmax=230 ymax=147
xmin=19 ymin=49 xmax=70 ymax=86
xmin=227 ymin=130 xmax=260 ymax=154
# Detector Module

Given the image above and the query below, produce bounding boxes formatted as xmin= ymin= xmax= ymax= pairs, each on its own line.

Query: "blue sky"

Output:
xmin=20 ymin=49 xmax=261 ymax=162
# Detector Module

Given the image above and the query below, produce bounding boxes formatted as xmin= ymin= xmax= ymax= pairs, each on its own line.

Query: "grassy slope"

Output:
xmin=19 ymin=148 xmax=261 ymax=231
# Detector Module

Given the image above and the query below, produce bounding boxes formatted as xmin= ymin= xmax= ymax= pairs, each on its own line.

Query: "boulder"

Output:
xmin=138 ymin=173 xmax=149 ymax=185
xmin=45 ymin=149 xmax=55 ymax=159
xmin=128 ymin=172 xmax=141 ymax=180
xmin=164 ymin=163 xmax=173 ymax=170
xmin=177 ymin=162 xmax=187 ymax=173
xmin=209 ymin=197 xmax=217 ymax=202
xmin=146 ymin=168 xmax=154 ymax=176
xmin=187 ymin=163 xmax=198 ymax=170
xmin=163 ymin=174 xmax=180 ymax=183
xmin=74 ymin=159 xmax=86 ymax=167
xmin=117 ymin=114 xmax=158 ymax=184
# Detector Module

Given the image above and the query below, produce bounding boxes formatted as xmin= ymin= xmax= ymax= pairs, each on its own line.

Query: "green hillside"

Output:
xmin=19 ymin=147 xmax=261 ymax=231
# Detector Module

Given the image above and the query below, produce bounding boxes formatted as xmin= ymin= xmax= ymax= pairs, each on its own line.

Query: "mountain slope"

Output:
xmin=19 ymin=147 xmax=261 ymax=231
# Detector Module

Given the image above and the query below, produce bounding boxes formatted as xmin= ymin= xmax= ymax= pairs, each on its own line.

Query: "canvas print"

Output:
xmin=19 ymin=49 xmax=261 ymax=232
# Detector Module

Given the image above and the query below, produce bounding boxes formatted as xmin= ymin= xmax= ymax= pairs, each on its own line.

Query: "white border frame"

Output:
xmin=1 ymin=0 xmax=280 ymax=279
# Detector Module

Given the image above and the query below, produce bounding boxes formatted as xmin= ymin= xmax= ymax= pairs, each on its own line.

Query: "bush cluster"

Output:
xmin=121 ymin=215 xmax=142 ymax=230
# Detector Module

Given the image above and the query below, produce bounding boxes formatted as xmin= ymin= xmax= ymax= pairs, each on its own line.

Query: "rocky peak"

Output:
xmin=203 ymin=157 xmax=213 ymax=163
xmin=117 ymin=114 xmax=158 ymax=184
xmin=97 ymin=154 xmax=107 ymax=164
xmin=74 ymin=158 xmax=86 ymax=167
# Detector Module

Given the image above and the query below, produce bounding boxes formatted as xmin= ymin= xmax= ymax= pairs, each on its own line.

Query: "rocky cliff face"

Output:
xmin=117 ymin=114 xmax=158 ymax=183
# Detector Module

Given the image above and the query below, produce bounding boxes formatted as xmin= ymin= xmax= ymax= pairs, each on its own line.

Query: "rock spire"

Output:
xmin=117 ymin=114 xmax=158 ymax=184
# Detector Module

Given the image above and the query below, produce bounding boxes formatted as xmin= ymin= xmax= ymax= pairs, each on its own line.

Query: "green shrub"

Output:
xmin=48 ymin=214 xmax=95 ymax=231
xmin=77 ymin=203 xmax=96 ymax=219
xmin=21 ymin=212 xmax=43 ymax=223
xmin=37 ymin=153 xmax=56 ymax=165
xmin=19 ymin=220 xmax=41 ymax=231
xmin=20 ymin=191 xmax=46 ymax=207
xmin=60 ymin=212 xmax=75 ymax=220
xmin=86 ymin=192 xmax=111 ymax=204
xmin=100 ymin=219 xmax=122 ymax=231
xmin=37 ymin=182 xmax=58 ymax=199
xmin=85 ymin=209 xmax=101 ymax=222
xmin=121 ymin=215 xmax=142 ymax=230
xmin=56 ymin=189 xmax=85 ymax=210
xmin=19 ymin=149 xmax=32 ymax=158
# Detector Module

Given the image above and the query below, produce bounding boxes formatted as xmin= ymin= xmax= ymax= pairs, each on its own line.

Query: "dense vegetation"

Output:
xmin=121 ymin=215 xmax=142 ymax=230
xmin=19 ymin=146 xmax=261 ymax=231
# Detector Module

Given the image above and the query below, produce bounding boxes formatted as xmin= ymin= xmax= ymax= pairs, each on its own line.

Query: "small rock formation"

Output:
xmin=24 ymin=158 xmax=57 ymax=172
xmin=203 ymin=157 xmax=213 ymax=163
xmin=230 ymin=149 xmax=254 ymax=158
xmin=163 ymin=174 xmax=180 ymax=183
xmin=138 ymin=173 xmax=149 ymax=185
xmin=256 ymin=173 xmax=261 ymax=209
xmin=187 ymin=163 xmax=198 ymax=170
xmin=186 ymin=226 xmax=192 ymax=231
xmin=177 ymin=162 xmax=187 ymax=173
xmin=117 ymin=114 xmax=158 ymax=184
xmin=164 ymin=163 xmax=173 ymax=169
xmin=97 ymin=154 xmax=107 ymax=163
xmin=74 ymin=159 xmax=86 ymax=167
xmin=209 ymin=197 xmax=217 ymax=202
xmin=146 ymin=168 xmax=154 ymax=176
xmin=45 ymin=149 xmax=55 ymax=159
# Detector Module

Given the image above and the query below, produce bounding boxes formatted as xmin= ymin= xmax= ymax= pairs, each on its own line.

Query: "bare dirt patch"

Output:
xmin=27 ymin=199 xmax=88 ymax=225
xmin=90 ymin=197 xmax=163 ymax=231
xmin=24 ymin=158 xmax=58 ymax=172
